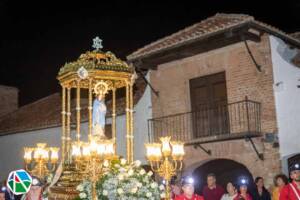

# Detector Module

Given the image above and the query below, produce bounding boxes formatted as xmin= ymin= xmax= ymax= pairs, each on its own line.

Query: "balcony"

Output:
xmin=148 ymin=98 xmax=261 ymax=144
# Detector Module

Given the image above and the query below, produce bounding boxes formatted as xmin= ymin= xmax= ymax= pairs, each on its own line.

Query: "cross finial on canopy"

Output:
xmin=92 ymin=36 xmax=103 ymax=50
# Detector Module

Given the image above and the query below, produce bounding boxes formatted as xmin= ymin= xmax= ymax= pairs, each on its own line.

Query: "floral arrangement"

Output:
xmin=76 ymin=158 xmax=165 ymax=200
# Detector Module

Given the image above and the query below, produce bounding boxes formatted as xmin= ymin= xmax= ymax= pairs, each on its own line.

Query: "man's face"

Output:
xmin=183 ymin=184 xmax=195 ymax=197
xmin=207 ymin=176 xmax=216 ymax=187
xmin=0 ymin=193 xmax=5 ymax=200
xmin=290 ymin=170 xmax=300 ymax=182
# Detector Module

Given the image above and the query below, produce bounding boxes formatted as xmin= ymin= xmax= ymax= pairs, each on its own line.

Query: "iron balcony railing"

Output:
xmin=148 ymin=97 xmax=261 ymax=143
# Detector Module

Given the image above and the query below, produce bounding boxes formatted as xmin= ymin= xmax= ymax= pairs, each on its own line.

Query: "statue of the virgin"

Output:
xmin=92 ymin=81 xmax=108 ymax=138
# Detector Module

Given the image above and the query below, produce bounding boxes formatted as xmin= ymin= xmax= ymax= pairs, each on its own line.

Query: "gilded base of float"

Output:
xmin=48 ymin=164 xmax=82 ymax=200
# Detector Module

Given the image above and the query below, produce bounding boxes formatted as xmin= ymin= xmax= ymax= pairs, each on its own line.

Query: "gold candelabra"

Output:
xmin=72 ymin=135 xmax=115 ymax=200
xmin=24 ymin=143 xmax=59 ymax=179
xmin=145 ymin=137 xmax=185 ymax=200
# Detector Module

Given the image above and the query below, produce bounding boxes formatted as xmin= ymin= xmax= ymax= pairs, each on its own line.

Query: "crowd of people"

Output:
xmin=172 ymin=163 xmax=300 ymax=200
xmin=0 ymin=163 xmax=299 ymax=200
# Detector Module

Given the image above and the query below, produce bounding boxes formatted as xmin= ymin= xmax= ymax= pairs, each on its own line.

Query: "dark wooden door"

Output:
xmin=190 ymin=72 xmax=228 ymax=138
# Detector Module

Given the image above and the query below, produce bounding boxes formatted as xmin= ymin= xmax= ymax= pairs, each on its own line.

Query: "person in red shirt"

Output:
xmin=234 ymin=178 xmax=253 ymax=200
xmin=175 ymin=176 xmax=204 ymax=200
xmin=203 ymin=173 xmax=225 ymax=200
xmin=280 ymin=163 xmax=300 ymax=200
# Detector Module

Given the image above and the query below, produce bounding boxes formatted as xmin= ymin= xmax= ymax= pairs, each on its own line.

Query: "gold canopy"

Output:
xmin=57 ymin=50 xmax=134 ymax=89
xmin=49 ymin=37 xmax=136 ymax=200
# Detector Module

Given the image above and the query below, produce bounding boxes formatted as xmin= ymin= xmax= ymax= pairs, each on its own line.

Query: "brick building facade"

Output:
xmin=128 ymin=13 xmax=300 ymax=189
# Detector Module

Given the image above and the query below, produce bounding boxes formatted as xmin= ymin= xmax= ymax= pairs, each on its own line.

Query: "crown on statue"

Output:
xmin=94 ymin=81 xmax=109 ymax=96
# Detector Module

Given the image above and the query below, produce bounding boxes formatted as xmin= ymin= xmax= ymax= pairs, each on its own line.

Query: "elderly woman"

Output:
xmin=221 ymin=182 xmax=238 ymax=200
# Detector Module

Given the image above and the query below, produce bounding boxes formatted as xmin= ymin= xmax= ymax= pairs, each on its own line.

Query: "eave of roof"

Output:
xmin=127 ymin=13 xmax=300 ymax=63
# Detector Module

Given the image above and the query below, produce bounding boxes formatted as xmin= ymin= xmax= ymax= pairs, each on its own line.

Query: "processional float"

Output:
xmin=48 ymin=37 xmax=136 ymax=200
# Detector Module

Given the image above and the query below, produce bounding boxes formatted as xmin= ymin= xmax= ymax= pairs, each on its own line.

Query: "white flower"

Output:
xmin=118 ymin=174 xmax=124 ymax=180
xmin=136 ymin=160 xmax=142 ymax=167
xmin=150 ymin=182 xmax=158 ymax=188
xmin=103 ymin=160 xmax=109 ymax=167
xmin=103 ymin=190 xmax=108 ymax=196
xmin=115 ymin=164 xmax=120 ymax=168
xmin=160 ymin=192 xmax=166 ymax=198
xmin=139 ymin=169 xmax=146 ymax=175
xmin=159 ymin=185 xmax=165 ymax=191
xmin=76 ymin=184 xmax=84 ymax=192
xmin=117 ymin=188 xmax=124 ymax=194
xmin=146 ymin=192 xmax=152 ymax=197
xmin=137 ymin=182 xmax=142 ymax=188
xmin=120 ymin=158 xmax=127 ymax=165
xmin=147 ymin=171 xmax=153 ymax=176
xmin=119 ymin=167 xmax=126 ymax=173
xmin=79 ymin=192 xmax=87 ymax=199
xmin=128 ymin=169 xmax=134 ymax=176
xmin=130 ymin=187 xmax=138 ymax=194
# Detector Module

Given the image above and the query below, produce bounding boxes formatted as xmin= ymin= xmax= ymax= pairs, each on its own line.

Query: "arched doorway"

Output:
xmin=192 ymin=159 xmax=255 ymax=195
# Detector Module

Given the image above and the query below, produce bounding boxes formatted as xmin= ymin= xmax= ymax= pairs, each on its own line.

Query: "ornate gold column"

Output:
xmin=125 ymin=82 xmax=130 ymax=161
xmin=61 ymin=86 xmax=66 ymax=163
xmin=88 ymin=79 xmax=93 ymax=137
xmin=76 ymin=80 xmax=81 ymax=142
xmin=66 ymin=87 xmax=71 ymax=164
xmin=129 ymin=82 xmax=134 ymax=163
xmin=112 ymin=87 xmax=116 ymax=152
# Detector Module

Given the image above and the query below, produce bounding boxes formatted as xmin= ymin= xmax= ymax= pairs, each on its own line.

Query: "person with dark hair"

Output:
xmin=170 ymin=176 xmax=181 ymax=199
xmin=234 ymin=181 xmax=252 ymax=200
xmin=251 ymin=177 xmax=271 ymax=200
xmin=203 ymin=173 xmax=225 ymax=200
xmin=272 ymin=174 xmax=288 ymax=200
xmin=280 ymin=163 xmax=300 ymax=200
xmin=175 ymin=177 xmax=204 ymax=200
xmin=221 ymin=182 xmax=238 ymax=200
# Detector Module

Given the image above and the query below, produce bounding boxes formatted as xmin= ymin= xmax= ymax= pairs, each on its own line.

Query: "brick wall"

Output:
xmin=149 ymin=34 xmax=280 ymax=186
xmin=0 ymin=85 xmax=18 ymax=118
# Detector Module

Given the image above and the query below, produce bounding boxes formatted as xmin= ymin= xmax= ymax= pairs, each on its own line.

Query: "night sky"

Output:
xmin=0 ymin=0 xmax=299 ymax=106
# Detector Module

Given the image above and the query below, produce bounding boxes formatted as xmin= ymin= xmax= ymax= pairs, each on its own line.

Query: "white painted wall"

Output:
xmin=0 ymin=73 xmax=152 ymax=181
xmin=132 ymin=73 xmax=152 ymax=162
xmin=0 ymin=127 xmax=62 ymax=181
xmin=270 ymin=36 xmax=300 ymax=173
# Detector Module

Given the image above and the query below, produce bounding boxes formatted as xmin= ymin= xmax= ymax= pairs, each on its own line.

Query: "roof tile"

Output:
xmin=127 ymin=13 xmax=300 ymax=61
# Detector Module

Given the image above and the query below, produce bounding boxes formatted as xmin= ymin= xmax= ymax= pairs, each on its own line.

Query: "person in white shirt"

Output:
xmin=221 ymin=182 xmax=238 ymax=200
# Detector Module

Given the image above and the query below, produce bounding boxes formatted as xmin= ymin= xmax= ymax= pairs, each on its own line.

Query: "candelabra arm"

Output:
xmin=178 ymin=160 xmax=183 ymax=171
xmin=172 ymin=159 xmax=178 ymax=171
xmin=25 ymin=164 xmax=33 ymax=174
xmin=149 ymin=161 xmax=160 ymax=172
xmin=49 ymin=163 xmax=57 ymax=173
